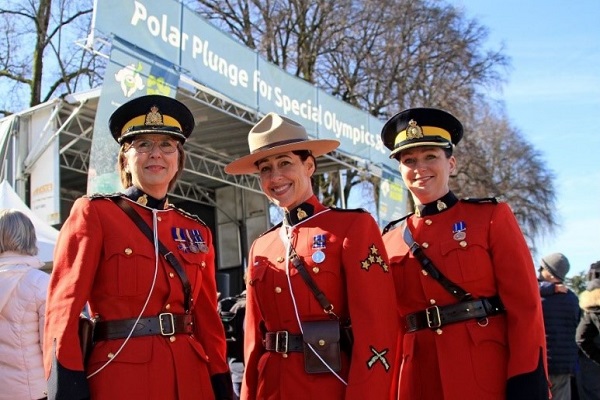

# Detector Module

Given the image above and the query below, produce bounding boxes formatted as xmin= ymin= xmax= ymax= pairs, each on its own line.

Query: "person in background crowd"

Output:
xmin=224 ymin=112 xmax=398 ymax=400
xmin=44 ymin=95 xmax=232 ymax=400
xmin=0 ymin=209 xmax=50 ymax=400
xmin=381 ymin=107 xmax=549 ymax=400
xmin=219 ymin=290 xmax=247 ymax=400
xmin=576 ymin=260 xmax=600 ymax=400
xmin=538 ymin=253 xmax=581 ymax=400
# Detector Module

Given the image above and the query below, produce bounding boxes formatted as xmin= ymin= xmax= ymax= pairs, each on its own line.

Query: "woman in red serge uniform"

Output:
xmin=381 ymin=108 xmax=549 ymax=400
xmin=44 ymin=95 xmax=232 ymax=400
xmin=224 ymin=113 xmax=398 ymax=400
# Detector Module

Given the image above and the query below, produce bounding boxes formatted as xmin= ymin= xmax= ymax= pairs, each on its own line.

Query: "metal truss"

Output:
xmin=180 ymin=77 xmax=260 ymax=124
xmin=26 ymin=72 xmax=380 ymax=208
xmin=48 ymin=92 xmax=263 ymax=205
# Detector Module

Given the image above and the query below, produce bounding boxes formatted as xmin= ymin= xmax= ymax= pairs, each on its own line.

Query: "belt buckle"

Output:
xmin=275 ymin=331 xmax=289 ymax=353
xmin=159 ymin=313 xmax=176 ymax=336
xmin=425 ymin=306 xmax=442 ymax=328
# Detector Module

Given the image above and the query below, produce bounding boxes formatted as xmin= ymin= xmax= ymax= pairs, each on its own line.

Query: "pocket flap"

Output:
xmin=302 ymin=320 xmax=340 ymax=346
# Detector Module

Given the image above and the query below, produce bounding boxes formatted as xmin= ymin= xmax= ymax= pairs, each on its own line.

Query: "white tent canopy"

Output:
xmin=0 ymin=180 xmax=59 ymax=262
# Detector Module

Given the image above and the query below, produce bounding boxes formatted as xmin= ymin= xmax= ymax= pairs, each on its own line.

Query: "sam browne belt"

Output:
xmin=405 ymin=295 xmax=504 ymax=332
xmin=400 ymin=221 xmax=505 ymax=332
xmin=263 ymin=331 xmax=304 ymax=353
xmin=94 ymin=313 xmax=194 ymax=341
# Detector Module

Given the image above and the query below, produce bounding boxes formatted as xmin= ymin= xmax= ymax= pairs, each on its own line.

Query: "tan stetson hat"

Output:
xmin=224 ymin=112 xmax=340 ymax=175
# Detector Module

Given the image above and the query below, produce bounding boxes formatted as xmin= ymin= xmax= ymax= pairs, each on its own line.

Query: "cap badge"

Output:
xmin=145 ymin=105 xmax=164 ymax=126
xmin=406 ymin=119 xmax=424 ymax=139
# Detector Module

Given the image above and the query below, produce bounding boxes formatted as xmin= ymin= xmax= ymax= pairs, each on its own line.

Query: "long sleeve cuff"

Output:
xmin=506 ymin=349 xmax=549 ymax=400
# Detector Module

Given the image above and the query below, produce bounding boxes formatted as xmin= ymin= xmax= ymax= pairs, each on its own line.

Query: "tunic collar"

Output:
xmin=123 ymin=186 xmax=168 ymax=209
xmin=415 ymin=191 xmax=458 ymax=217
xmin=283 ymin=195 xmax=325 ymax=226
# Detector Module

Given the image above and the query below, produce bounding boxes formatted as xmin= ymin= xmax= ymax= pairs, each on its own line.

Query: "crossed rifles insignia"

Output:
xmin=360 ymin=244 xmax=389 ymax=272
xmin=366 ymin=346 xmax=391 ymax=371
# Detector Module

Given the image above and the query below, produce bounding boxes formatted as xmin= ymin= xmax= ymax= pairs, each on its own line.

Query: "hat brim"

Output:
xmin=542 ymin=260 xmax=565 ymax=282
xmin=389 ymin=139 xmax=452 ymax=159
xmin=224 ymin=139 xmax=340 ymax=175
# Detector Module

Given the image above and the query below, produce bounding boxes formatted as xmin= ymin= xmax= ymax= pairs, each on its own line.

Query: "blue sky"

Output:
xmin=450 ymin=0 xmax=600 ymax=277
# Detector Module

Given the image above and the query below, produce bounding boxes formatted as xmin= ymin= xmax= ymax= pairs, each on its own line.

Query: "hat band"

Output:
xmin=251 ymin=138 xmax=309 ymax=154
xmin=394 ymin=126 xmax=452 ymax=147
xmin=121 ymin=115 xmax=182 ymax=135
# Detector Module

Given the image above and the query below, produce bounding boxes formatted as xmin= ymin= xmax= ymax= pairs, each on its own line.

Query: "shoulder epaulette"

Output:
xmin=169 ymin=205 xmax=207 ymax=226
xmin=258 ymin=221 xmax=283 ymax=238
xmin=461 ymin=197 xmax=498 ymax=204
xmin=328 ymin=207 xmax=368 ymax=213
xmin=86 ymin=192 xmax=122 ymax=200
xmin=382 ymin=213 xmax=413 ymax=235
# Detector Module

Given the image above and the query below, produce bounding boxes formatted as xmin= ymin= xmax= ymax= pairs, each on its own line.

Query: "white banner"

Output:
xmin=29 ymin=108 xmax=61 ymax=225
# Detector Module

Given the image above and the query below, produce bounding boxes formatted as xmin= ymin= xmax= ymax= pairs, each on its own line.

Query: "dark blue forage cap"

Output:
xmin=381 ymin=107 xmax=463 ymax=159
xmin=109 ymin=95 xmax=195 ymax=144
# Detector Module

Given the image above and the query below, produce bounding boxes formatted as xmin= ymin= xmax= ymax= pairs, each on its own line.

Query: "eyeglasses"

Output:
xmin=128 ymin=139 xmax=178 ymax=154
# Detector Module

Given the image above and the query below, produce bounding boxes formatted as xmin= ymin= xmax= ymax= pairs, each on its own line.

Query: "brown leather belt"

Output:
xmin=405 ymin=296 xmax=504 ymax=333
xmin=94 ymin=313 xmax=194 ymax=341
xmin=263 ymin=331 xmax=304 ymax=353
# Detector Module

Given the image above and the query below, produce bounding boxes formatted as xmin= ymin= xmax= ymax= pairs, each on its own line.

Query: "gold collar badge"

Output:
xmin=415 ymin=205 xmax=423 ymax=217
xmin=297 ymin=208 xmax=308 ymax=220
xmin=145 ymin=106 xmax=164 ymax=126
xmin=406 ymin=119 xmax=424 ymax=139
xmin=436 ymin=200 xmax=447 ymax=211
xmin=136 ymin=194 xmax=148 ymax=206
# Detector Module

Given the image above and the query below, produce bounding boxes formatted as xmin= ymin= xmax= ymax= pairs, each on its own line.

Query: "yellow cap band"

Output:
xmin=394 ymin=126 xmax=452 ymax=147
xmin=121 ymin=115 xmax=182 ymax=134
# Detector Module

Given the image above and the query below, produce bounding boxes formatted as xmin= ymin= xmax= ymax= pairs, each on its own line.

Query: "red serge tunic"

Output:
xmin=44 ymin=192 xmax=229 ymax=399
xmin=383 ymin=193 xmax=548 ymax=400
xmin=241 ymin=196 xmax=399 ymax=400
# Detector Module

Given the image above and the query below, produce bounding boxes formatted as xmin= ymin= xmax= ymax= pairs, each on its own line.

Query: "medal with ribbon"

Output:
xmin=311 ymin=234 xmax=327 ymax=264
xmin=172 ymin=227 xmax=189 ymax=252
xmin=190 ymin=229 xmax=209 ymax=253
xmin=452 ymin=221 xmax=467 ymax=241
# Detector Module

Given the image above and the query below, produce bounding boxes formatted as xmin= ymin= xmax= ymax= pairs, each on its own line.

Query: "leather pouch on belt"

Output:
xmin=302 ymin=320 xmax=341 ymax=374
xmin=78 ymin=316 xmax=95 ymax=366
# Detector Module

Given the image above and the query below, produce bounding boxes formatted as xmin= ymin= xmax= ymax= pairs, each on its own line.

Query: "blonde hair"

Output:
xmin=0 ymin=209 xmax=38 ymax=256
xmin=117 ymin=141 xmax=186 ymax=191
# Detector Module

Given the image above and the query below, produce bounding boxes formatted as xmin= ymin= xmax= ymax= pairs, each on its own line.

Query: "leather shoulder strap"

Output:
xmin=402 ymin=222 xmax=471 ymax=301
xmin=112 ymin=197 xmax=192 ymax=312
xmin=290 ymin=251 xmax=337 ymax=319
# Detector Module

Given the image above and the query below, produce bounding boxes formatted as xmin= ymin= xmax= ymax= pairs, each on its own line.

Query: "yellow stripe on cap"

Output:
xmin=394 ymin=126 xmax=452 ymax=147
xmin=121 ymin=115 xmax=182 ymax=134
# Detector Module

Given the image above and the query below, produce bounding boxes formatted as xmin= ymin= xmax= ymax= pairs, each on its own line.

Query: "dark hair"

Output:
xmin=293 ymin=150 xmax=318 ymax=189
xmin=253 ymin=149 xmax=317 ymax=170
xmin=292 ymin=149 xmax=314 ymax=162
